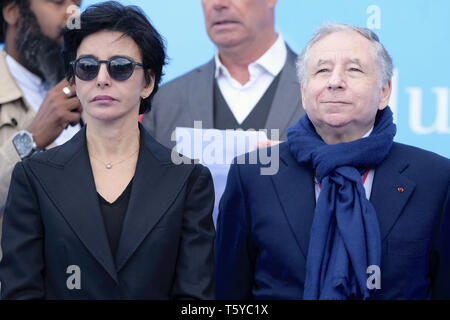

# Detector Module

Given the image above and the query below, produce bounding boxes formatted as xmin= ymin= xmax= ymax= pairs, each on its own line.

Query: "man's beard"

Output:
xmin=15 ymin=5 xmax=65 ymax=87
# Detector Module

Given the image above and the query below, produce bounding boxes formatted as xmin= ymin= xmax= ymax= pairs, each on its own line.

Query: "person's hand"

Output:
xmin=250 ymin=140 xmax=283 ymax=152
xmin=27 ymin=79 xmax=82 ymax=149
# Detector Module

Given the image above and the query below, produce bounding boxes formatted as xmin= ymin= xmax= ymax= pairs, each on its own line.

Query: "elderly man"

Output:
xmin=142 ymin=0 xmax=304 ymax=148
xmin=0 ymin=0 xmax=82 ymax=257
xmin=215 ymin=23 xmax=450 ymax=300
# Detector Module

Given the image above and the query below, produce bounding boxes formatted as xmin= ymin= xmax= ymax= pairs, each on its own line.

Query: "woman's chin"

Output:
xmin=85 ymin=103 xmax=140 ymax=124
xmin=87 ymin=110 xmax=125 ymax=123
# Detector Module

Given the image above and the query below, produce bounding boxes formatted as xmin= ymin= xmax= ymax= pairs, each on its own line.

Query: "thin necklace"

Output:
xmin=90 ymin=148 xmax=139 ymax=169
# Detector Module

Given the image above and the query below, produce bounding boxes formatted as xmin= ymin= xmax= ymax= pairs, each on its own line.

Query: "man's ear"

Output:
xmin=3 ymin=2 xmax=20 ymax=27
xmin=378 ymin=80 xmax=392 ymax=110
xmin=300 ymin=83 xmax=307 ymax=110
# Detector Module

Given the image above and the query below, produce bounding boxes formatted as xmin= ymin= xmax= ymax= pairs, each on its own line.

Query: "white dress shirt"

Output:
xmin=314 ymin=129 xmax=375 ymax=201
xmin=5 ymin=53 xmax=80 ymax=146
xmin=214 ymin=34 xmax=287 ymax=125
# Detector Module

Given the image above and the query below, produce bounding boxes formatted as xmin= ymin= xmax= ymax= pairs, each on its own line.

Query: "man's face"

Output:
xmin=29 ymin=0 xmax=81 ymax=44
xmin=301 ymin=31 xmax=391 ymax=142
xmin=15 ymin=0 xmax=81 ymax=85
xmin=201 ymin=0 xmax=276 ymax=49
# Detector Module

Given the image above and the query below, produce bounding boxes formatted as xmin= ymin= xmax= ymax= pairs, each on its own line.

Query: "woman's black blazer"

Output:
xmin=0 ymin=124 xmax=215 ymax=299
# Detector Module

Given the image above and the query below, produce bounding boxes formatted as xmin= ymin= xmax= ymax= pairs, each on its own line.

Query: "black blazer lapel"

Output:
xmin=115 ymin=125 xmax=195 ymax=272
xmin=28 ymin=127 xmax=118 ymax=284
xmin=370 ymin=144 xmax=417 ymax=241
xmin=270 ymin=144 xmax=315 ymax=258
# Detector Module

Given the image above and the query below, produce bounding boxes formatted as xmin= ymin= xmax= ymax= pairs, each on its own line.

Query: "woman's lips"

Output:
xmin=91 ymin=95 xmax=116 ymax=102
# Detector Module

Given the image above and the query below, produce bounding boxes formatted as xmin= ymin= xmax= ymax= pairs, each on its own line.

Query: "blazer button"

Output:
xmin=11 ymin=118 xmax=18 ymax=127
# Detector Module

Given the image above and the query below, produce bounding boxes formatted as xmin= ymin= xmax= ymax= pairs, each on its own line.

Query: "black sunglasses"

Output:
xmin=70 ymin=56 xmax=144 ymax=81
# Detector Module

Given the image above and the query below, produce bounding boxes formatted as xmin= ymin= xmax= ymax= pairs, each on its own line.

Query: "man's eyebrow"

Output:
xmin=316 ymin=59 xmax=331 ymax=66
xmin=348 ymin=58 xmax=363 ymax=66
xmin=313 ymin=58 xmax=365 ymax=69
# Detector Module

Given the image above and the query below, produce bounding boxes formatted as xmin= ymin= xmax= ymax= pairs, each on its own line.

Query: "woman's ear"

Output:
xmin=141 ymin=70 xmax=155 ymax=99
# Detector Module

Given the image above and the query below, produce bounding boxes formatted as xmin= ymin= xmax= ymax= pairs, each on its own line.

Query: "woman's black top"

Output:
xmin=97 ymin=179 xmax=133 ymax=258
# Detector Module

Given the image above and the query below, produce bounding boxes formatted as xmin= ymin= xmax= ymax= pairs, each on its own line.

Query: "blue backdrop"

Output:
xmin=8 ymin=0 xmax=450 ymax=158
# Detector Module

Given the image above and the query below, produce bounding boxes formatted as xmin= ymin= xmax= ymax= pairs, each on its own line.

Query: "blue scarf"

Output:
xmin=287 ymin=107 xmax=396 ymax=300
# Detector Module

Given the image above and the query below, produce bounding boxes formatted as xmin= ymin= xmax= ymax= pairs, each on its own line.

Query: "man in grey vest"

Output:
xmin=142 ymin=0 xmax=304 ymax=148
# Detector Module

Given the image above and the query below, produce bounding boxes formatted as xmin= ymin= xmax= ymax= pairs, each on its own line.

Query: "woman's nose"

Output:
xmin=96 ymin=63 xmax=111 ymax=88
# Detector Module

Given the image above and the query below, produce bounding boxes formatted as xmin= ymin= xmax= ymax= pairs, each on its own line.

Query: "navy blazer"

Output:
xmin=0 ymin=124 xmax=216 ymax=299
xmin=215 ymin=142 xmax=450 ymax=299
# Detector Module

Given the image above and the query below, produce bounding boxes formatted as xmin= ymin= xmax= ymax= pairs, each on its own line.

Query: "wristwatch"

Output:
xmin=12 ymin=130 xmax=41 ymax=159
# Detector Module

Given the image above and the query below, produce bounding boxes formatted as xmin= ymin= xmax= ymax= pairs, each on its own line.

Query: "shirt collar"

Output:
xmin=363 ymin=127 xmax=374 ymax=138
xmin=214 ymin=34 xmax=287 ymax=79
xmin=5 ymin=51 xmax=47 ymax=93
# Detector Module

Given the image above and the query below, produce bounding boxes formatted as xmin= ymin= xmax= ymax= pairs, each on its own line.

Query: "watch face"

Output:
xmin=13 ymin=131 xmax=34 ymax=158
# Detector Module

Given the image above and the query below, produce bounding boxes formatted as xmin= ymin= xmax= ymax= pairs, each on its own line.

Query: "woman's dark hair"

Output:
xmin=62 ymin=1 xmax=166 ymax=114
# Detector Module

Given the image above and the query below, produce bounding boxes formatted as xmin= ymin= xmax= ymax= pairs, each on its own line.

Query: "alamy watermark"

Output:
xmin=367 ymin=265 xmax=381 ymax=290
xmin=66 ymin=5 xmax=81 ymax=30
xmin=366 ymin=5 xmax=381 ymax=30
xmin=66 ymin=265 xmax=81 ymax=290
xmin=170 ymin=121 xmax=281 ymax=175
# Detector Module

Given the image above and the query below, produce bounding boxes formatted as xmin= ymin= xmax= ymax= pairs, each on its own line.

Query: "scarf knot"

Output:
xmin=287 ymin=107 xmax=396 ymax=300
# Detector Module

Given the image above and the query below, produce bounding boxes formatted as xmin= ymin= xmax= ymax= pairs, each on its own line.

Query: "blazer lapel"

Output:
xmin=265 ymin=47 xmax=303 ymax=138
xmin=270 ymin=145 xmax=316 ymax=258
xmin=188 ymin=59 xmax=215 ymax=128
xmin=269 ymin=142 xmax=416 ymax=259
xmin=29 ymin=127 xmax=118 ymax=284
xmin=115 ymin=126 xmax=194 ymax=272
xmin=370 ymin=148 xmax=416 ymax=241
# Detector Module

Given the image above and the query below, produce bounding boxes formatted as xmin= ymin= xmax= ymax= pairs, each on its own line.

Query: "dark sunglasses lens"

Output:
xmin=75 ymin=58 xmax=99 ymax=81
xmin=109 ymin=57 xmax=134 ymax=81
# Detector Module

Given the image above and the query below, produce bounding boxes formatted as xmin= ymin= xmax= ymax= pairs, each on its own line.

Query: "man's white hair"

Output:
xmin=296 ymin=23 xmax=393 ymax=88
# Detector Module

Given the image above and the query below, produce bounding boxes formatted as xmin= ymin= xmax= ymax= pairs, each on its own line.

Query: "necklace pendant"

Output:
xmin=106 ymin=163 xmax=112 ymax=169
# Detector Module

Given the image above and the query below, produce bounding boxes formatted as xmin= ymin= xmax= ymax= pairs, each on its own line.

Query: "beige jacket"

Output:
xmin=0 ymin=49 xmax=37 ymax=259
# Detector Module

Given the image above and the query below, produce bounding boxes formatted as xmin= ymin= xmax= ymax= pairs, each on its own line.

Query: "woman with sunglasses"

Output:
xmin=0 ymin=1 xmax=215 ymax=300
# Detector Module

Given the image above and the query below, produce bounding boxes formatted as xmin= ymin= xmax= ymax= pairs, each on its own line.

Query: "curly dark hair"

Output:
xmin=62 ymin=1 xmax=166 ymax=114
